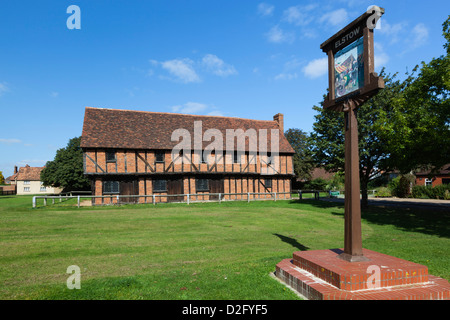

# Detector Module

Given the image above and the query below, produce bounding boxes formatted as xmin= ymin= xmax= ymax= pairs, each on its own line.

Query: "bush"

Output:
xmin=388 ymin=175 xmax=412 ymax=198
xmin=411 ymin=184 xmax=450 ymax=200
xmin=304 ymin=178 xmax=328 ymax=191
xmin=375 ymin=187 xmax=391 ymax=198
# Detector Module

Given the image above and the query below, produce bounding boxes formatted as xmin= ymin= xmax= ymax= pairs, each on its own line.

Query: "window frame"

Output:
xmin=233 ymin=151 xmax=241 ymax=164
xmin=155 ymin=151 xmax=165 ymax=163
xmin=153 ymin=179 xmax=167 ymax=193
xmin=264 ymin=178 xmax=272 ymax=189
xmin=106 ymin=150 xmax=117 ymax=163
xmin=103 ymin=181 xmax=120 ymax=194
xmin=196 ymin=178 xmax=209 ymax=192
xmin=425 ymin=178 xmax=433 ymax=187
xmin=23 ymin=187 xmax=30 ymax=192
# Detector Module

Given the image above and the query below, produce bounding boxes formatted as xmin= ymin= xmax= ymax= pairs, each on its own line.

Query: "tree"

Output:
xmin=0 ymin=171 xmax=5 ymax=185
xmin=379 ymin=17 xmax=450 ymax=173
xmin=311 ymin=71 xmax=403 ymax=207
xmin=284 ymin=128 xmax=314 ymax=181
xmin=311 ymin=16 xmax=450 ymax=207
xmin=41 ymin=137 xmax=90 ymax=191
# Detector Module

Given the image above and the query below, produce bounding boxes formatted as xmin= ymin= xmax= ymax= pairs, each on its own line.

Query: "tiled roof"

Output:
xmin=16 ymin=165 xmax=44 ymax=181
xmin=415 ymin=164 xmax=450 ymax=176
xmin=80 ymin=107 xmax=295 ymax=153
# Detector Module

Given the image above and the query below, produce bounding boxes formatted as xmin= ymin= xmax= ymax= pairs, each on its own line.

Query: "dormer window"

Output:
xmin=106 ymin=150 xmax=116 ymax=162
xmin=155 ymin=151 xmax=165 ymax=163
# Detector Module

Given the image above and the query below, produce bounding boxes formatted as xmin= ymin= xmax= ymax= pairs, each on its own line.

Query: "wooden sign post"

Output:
xmin=320 ymin=6 xmax=385 ymax=262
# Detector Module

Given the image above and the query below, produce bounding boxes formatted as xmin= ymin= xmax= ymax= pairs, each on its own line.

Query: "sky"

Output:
xmin=0 ymin=0 xmax=449 ymax=178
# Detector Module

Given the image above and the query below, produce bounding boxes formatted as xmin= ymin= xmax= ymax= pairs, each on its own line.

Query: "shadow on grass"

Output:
xmin=303 ymin=199 xmax=450 ymax=239
xmin=273 ymin=233 xmax=309 ymax=251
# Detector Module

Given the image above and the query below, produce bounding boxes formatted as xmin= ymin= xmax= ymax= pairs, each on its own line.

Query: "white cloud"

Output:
xmin=161 ymin=58 xmax=200 ymax=83
xmin=377 ymin=19 xmax=407 ymax=44
xmin=0 ymin=82 xmax=9 ymax=96
xmin=320 ymin=8 xmax=349 ymax=27
xmin=50 ymin=91 xmax=59 ymax=98
xmin=170 ymin=102 xmax=225 ymax=116
xmin=303 ymin=57 xmax=328 ymax=79
xmin=274 ymin=73 xmax=298 ymax=81
xmin=266 ymin=25 xmax=295 ymax=44
xmin=283 ymin=5 xmax=316 ymax=26
xmin=202 ymin=54 xmax=237 ymax=77
xmin=0 ymin=138 xmax=22 ymax=144
xmin=257 ymin=3 xmax=274 ymax=17
xmin=374 ymin=42 xmax=389 ymax=70
xmin=410 ymin=23 xmax=429 ymax=48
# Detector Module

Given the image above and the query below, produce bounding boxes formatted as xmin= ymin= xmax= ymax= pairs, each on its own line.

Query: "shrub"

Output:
xmin=375 ymin=187 xmax=391 ymax=198
xmin=388 ymin=175 xmax=412 ymax=198
xmin=411 ymin=184 xmax=450 ymax=199
xmin=304 ymin=178 xmax=328 ymax=191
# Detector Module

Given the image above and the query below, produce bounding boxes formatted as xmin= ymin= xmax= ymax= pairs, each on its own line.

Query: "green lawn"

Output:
xmin=0 ymin=195 xmax=448 ymax=300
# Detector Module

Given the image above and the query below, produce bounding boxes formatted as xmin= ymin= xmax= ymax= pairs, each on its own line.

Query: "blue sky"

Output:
xmin=0 ymin=0 xmax=449 ymax=177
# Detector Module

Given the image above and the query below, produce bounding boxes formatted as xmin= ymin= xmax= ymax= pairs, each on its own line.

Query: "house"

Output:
xmin=80 ymin=107 xmax=295 ymax=205
xmin=5 ymin=166 xmax=19 ymax=185
xmin=15 ymin=165 xmax=63 ymax=195
xmin=415 ymin=164 xmax=450 ymax=187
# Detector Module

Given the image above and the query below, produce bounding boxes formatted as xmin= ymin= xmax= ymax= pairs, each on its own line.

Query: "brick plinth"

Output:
xmin=276 ymin=249 xmax=450 ymax=300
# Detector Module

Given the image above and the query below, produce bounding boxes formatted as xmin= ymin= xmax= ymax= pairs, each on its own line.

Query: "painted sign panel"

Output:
xmin=334 ymin=37 xmax=364 ymax=99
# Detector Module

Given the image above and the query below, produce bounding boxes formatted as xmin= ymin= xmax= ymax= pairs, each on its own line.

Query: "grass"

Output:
xmin=0 ymin=195 xmax=449 ymax=300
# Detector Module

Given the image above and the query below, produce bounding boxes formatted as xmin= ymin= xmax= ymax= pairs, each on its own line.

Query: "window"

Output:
xmin=104 ymin=181 xmax=120 ymax=194
xmin=155 ymin=151 xmax=165 ymax=163
xmin=24 ymin=180 xmax=30 ymax=185
xmin=106 ymin=150 xmax=116 ymax=162
xmin=40 ymin=186 xmax=47 ymax=192
xmin=24 ymin=187 xmax=30 ymax=192
xmin=153 ymin=179 xmax=167 ymax=192
xmin=233 ymin=151 xmax=241 ymax=164
xmin=264 ymin=178 xmax=272 ymax=189
xmin=425 ymin=178 xmax=433 ymax=187
xmin=196 ymin=179 xmax=209 ymax=192
xmin=201 ymin=151 xmax=208 ymax=164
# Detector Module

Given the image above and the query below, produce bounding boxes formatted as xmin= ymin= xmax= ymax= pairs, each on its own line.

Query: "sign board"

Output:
xmin=320 ymin=6 xmax=385 ymax=111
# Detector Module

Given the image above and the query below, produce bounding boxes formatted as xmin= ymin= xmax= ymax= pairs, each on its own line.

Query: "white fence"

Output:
xmin=32 ymin=191 xmax=296 ymax=208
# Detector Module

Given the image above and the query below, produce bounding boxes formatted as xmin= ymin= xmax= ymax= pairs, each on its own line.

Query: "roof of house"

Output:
xmin=80 ymin=107 xmax=295 ymax=153
xmin=5 ymin=172 xmax=18 ymax=182
xmin=16 ymin=165 xmax=44 ymax=181
xmin=415 ymin=164 xmax=450 ymax=176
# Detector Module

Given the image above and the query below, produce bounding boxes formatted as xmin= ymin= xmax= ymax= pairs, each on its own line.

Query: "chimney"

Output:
xmin=14 ymin=166 xmax=18 ymax=174
xmin=273 ymin=113 xmax=284 ymax=134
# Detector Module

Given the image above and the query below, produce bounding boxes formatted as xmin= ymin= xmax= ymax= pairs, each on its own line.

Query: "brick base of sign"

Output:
xmin=275 ymin=249 xmax=450 ymax=300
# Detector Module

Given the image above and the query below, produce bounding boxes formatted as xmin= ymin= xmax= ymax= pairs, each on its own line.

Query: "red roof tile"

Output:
xmin=80 ymin=107 xmax=295 ymax=153
xmin=16 ymin=165 xmax=44 ymax=181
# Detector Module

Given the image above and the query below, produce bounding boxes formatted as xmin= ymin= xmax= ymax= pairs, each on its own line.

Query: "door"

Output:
xmin=167 ymin=178 xmax=184 ymax=202
xmin=121 ymin=180 xmax=137 ymax=203
xmin=209 ymin=178 xmax=224 ymax=200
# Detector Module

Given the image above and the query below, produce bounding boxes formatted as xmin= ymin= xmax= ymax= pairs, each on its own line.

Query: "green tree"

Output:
xmin=41 ymin=137 xmax=90 ymax=191
xmin=284 ymin=128 xmax=314 ymax=180
xmin=0 ymin=171 xmax=5 ymax=185
xmin=311 ymin=71 xmax=403 ymax=207
xmin=379 ymin=17 xmax=450 ymax=173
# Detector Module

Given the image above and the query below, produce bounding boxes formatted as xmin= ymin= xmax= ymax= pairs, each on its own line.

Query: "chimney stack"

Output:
xmin=273 ymin=113 xmax=284 ymax=134
xmin=14 ymin=166 xmax=18 ymax=174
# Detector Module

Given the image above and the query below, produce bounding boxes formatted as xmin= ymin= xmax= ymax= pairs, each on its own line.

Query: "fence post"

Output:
xmin=116 ymin=195 xmax=120 ymax=205
xmin=219 ymin=193 xmax=222 ymax=203
xmin=152 ymin=194 xmax=155 ymax=205
xmin=32 ymin=196 xmax=36 ymax=208
xmin=274 ymin=192 xmax=277 ymax=202
xmin=187 ymin=194 xmax=190 ymax=205
xmin=77 ymin=196 xmax=80 ymax=208
xmin=247 ymin=192 xmax=250 ymax=203
xmin=59 ymin=194 xmax=62 ymax=203
xmin=299 ymin=190 xmax=302 ymax=200
xmin=44 ymin=198 xmax=47 ymax=206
